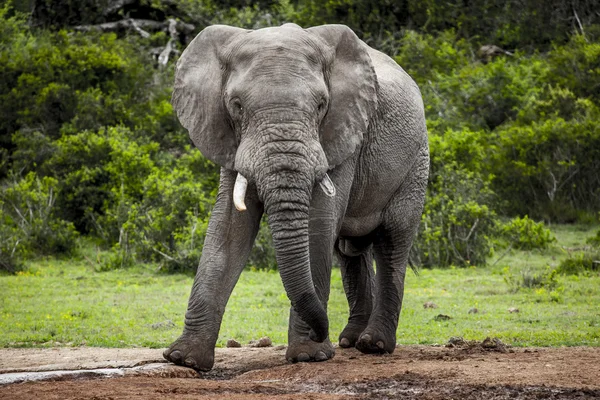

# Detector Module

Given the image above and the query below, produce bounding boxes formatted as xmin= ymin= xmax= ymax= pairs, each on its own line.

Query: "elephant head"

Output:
xmin=172 ymin=23 xmax=377 ymax=342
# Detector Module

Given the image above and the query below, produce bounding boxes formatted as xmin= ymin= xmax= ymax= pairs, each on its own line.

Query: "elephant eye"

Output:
xmin=317 ymin=99 xmax=326 ymax=113
xmin=230 ymin=98 xmax=243 ymax=115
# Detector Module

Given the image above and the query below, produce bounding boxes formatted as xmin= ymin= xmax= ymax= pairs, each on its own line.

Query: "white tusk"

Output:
xmin=319 ymin=173 xmax=336 ymax=197
xmin=233 ymin=173 xmax=248 ymax=211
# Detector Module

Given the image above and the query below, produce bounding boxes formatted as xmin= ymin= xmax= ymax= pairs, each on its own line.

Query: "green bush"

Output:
xmin=491 ymin=114 xmax=600 ymax=221
xmin=411 ymin=163 xmax=498 ymax=268
xmin=113 ymin=148 xmax=217 ymax=273
xmin=0 ymin=172 xmax=78 ymax=272
xmin=394 ymin=30 xmax=472 ymax=88
xmin=587 ymin=229 xmax=600 ymax=247
xmin=42 ymin=126 xmax=160 ymax=235
xmin=557 ymin=251 xmax=600 ymax=275
xmin=248 ymin=217 xmax=277 ymax=270
xmin=503 ymin=266 xmax=560 ymax=292
xmin=499 ymin=216 xmax=555 ymax=250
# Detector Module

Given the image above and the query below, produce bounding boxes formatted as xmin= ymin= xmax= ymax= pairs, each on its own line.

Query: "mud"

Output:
xmin=1 ymin=343 xmax=599 ymax=399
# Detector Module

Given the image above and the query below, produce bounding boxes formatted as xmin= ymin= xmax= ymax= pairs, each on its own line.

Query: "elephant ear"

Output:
xmin=308 ymin=25 xmax=378 ymax=168
xmin=172 ymin=25 xmax=248 ymax=170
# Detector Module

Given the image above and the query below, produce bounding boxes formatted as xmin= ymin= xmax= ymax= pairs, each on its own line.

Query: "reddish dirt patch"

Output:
xmin=1 ymin=344 xmax=599 ymax=399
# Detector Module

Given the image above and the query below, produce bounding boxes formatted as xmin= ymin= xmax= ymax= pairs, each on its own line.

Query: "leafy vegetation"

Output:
xmin=1 ymin=0 xmax=599 ymax=273
xmin=499 ymin=216 xmax=556 ymax=251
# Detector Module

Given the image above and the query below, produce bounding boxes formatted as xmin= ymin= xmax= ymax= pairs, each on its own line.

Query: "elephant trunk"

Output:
xmin=234 ymin=118 xmax=330 ymax=342
xmin=262 ymin=171 xmax=328 ymax=342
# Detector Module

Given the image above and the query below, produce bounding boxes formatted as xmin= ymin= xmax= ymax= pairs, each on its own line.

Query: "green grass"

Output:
xmin=1 ymin=225 xmax=599 ymax=348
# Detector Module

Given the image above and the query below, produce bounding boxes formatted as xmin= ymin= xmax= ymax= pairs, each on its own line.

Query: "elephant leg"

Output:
xmin=337 ymin=237 xmax=375 ymax=348
xmin=164 ymin=168 xmax=263 ymax=371
xmin=355 ymin=162 xmax=427 ymax=354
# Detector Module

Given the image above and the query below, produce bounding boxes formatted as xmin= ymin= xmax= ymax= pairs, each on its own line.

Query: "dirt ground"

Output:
xmin=1 ymin=340 xmax=599 ymax=399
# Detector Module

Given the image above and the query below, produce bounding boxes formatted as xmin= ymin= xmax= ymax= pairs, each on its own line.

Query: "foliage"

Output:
xmin=0 ymin=8 xmax=184 ymax=178
xmin=248 ymin=218 xmax=277 ymax=270
xmin=587 ymin=229 xmax=600 ymax=247
xmin=0 ymin=172 xmax=78 ymax=272
xmin=115 ymin=148 xmax=216 ymax=273
xmin=1 ymin=1 xmax=600 ymax=272
xmin=503 ymin=266 xmax=560 ymax=292
xmin=491 ymin=102 xmax=600 ymax=221
xmin=411 ymin=162 xmax=497 ymax=268
xmin=557 ymin=250 xmax=600 ymax=275
xmin=499 ymin=216 xmax=555 ymax=250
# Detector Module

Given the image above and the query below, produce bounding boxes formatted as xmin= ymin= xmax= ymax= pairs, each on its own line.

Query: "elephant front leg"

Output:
xmin=164 ymin=169 xmax=263 ymax=371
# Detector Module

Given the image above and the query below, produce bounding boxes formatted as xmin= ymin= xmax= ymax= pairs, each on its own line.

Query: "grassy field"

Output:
xmin=1 ymin=225 xmax=598 ymax=348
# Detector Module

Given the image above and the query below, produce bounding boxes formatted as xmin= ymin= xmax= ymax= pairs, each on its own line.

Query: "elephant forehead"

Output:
xmin=224 ymin=27 xmax=326 ymax=67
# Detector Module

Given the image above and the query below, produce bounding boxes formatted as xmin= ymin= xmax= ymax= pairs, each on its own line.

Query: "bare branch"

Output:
xmin=573 ymin=7 xmax=587 ymax=40
xmin=74 ymin=18 xmax=194 ymax=37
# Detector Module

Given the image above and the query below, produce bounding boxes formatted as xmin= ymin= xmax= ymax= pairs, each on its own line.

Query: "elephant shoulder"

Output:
xmin=364 ymin=45 xmax=422 ymax=103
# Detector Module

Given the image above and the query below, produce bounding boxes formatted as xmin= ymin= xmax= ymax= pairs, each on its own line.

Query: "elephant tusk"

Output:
xmin=319 ymin=173 xmax=336 ymax=197
xmin=233 ymin=173 xmax=248 ymax=211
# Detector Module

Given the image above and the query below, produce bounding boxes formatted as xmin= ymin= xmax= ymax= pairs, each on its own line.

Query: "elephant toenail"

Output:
xmin=185 ymin=357 xmax=198 ymax=368
xmin=340 ymin=338 xmax=350 ymax=348
xmin=361 ymin=334 xmax=372 ymax=343
xmin=297 ymin=352 xmax=310 ymax=362
xmin=169 ymin=350 xmax=182 ymax=363
xmin=315 ymin=351 xmax=328 ymax=361
xmin=376 ymin=341 xmax=385 ymax=350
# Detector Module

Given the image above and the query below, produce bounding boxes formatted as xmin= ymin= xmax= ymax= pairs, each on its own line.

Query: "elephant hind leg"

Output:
xmin=337 ymin=236 xmax=375 ymax=348
xmin=355 ymin=162 xmax=427 ymax=354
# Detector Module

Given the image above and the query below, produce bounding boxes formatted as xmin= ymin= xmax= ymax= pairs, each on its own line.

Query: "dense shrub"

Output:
xmin=0 ymin=172 xmax=79 ymax=272
xmin=411 ymin=163 xmax=497 ymax=268
xmin=248 ymin=218 xmax=277 ymax=270
xmin=0 ymin=8 xmax=184 ymax=179
xmin=115 ymin=148 xmax=216 ymax=273
xmin=587 ymin=229 xmax=600 ymax=247
xmin=557 ymin=251 xmax=600 ymax=275
xmin=491 ymin=113 xmax=600 ymax=221
xmin=499 ymin=216 xmax=556 ymax=250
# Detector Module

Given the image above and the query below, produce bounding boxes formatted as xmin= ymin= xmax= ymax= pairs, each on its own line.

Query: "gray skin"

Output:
xmin=163 ymin=23 xmax=429 ymax=371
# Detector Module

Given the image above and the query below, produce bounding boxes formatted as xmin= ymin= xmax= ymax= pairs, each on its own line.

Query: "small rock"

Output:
xmin=447 ymin=336 xmax=466 ymax=347
xmin=226 ymin=339 xmax=241 ymax=348
xmin=481 ymin=337 xmax=508 ymax=353
xmin=249 ymin=336 xmax=272 ymax=348
xmin=423 ymin=301 xmax=439 ymax=309
xmin=273 ymin=345 xmax=286 ymax=351
xmin=508 ymin=307 xmax=519 ymax=313
xmin=434 ymin=314 xmax=452 ymax=321
xmin=468 ymin=308 xmax=478 ymax=314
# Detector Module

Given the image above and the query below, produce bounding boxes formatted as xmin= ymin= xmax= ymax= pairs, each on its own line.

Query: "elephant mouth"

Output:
xmin=233 ymin=172 xmax=335 ymax=212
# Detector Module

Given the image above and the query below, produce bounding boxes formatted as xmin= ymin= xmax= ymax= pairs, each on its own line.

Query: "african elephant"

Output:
xmin=163 ymin=23 xmax=429 ymax=371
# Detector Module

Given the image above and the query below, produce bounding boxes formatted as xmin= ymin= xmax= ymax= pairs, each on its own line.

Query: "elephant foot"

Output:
xmin=286 ymin=337 xmax=335 ymax=363
xmin=355 ymin=327 xmax=396 ymax=354
xmin=163 ymin=333 xmax=215 ymax=372
xmin=338 ymin=321 xmax=368 ymax=348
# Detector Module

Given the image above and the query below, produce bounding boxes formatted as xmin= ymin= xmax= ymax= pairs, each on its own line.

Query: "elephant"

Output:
xmin=163 ymin=23 xmax=429 ymax=371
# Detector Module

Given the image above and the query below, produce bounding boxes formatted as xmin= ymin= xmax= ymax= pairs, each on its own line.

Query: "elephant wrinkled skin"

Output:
xmin=164 ymin=23 xmax=429 ymax=371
